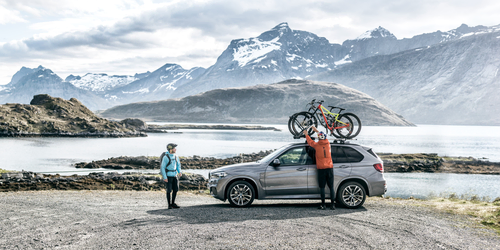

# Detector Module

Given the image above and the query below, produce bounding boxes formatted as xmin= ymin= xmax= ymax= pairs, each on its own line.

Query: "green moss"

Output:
xmin=481 ymin=212 xmax=500 ymax=235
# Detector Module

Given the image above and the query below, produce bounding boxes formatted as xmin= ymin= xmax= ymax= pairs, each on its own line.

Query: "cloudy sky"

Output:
xmin=1 ymin=0 xmax=500 ymax=85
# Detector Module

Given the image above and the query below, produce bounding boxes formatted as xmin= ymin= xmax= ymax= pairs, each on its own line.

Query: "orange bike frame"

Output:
xmin=317 ymin=104 xmax=350 ymax=132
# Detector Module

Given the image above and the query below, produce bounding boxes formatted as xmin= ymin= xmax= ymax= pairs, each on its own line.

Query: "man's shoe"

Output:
xmin=171 ymin=203 xmax=180 ymax=209
xmin=330 ymin=205 xmax=336 ymax=210
xmin=168 ymin=205 xmax=173 ymax=209
xmin=318 ymin=205 xmax=326 ymax=210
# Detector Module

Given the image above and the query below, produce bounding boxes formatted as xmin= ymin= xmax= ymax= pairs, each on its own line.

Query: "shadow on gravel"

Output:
xmin=130 ymin=203 xmax=367 ymax=226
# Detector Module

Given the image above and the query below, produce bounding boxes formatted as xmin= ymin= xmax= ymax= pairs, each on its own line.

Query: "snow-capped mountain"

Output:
xmin=341 ymin=24 xmax=500 ymax=63
xmin=7 ymin=65 xmax=46 ymax=86
xmin=66 ymin=73 xmax=138 ymax=93
xmin=106 ymin=63 xmax=205 ymax=103
xmin=171 ymin=22 xmax=499 ymax=99
xmin=0 ymin=67 xmax=108 ymax=110
xmin=170 ymin=22 xmax=347 ymax=98
xmin=310 ymin=27 xmax=500 ymax=125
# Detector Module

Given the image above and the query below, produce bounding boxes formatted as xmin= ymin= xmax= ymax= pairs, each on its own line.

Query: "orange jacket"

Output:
xmin=306 ymin=134 xmax=333 ymax=169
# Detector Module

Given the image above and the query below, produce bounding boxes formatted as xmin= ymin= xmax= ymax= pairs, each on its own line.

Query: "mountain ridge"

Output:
xmin=99 ymin=79 xmax=414 ymax=126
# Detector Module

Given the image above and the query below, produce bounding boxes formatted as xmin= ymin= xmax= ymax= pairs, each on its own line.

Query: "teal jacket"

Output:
xmin=160 ymin=152 xmax=181 ymax=179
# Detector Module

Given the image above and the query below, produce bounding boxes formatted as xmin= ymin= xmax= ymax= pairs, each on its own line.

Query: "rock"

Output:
xmin=1 ymin=94 xmax=147 ymax=138
xmin=0 ymin=171 xmax=207 ymax=192
xmin=29 ymin=94 xmax=52 ymax=105
xmin=120 ymin=118 xmax=147 ymax=129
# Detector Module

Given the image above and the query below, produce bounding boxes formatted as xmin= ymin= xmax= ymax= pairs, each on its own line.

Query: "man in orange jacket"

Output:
xmin=304 ymin=126 xmax=335 ymax=210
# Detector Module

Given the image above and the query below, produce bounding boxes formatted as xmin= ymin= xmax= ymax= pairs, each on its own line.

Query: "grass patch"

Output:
xmin=379 ymin=195 xmax=500 ymax=235
xmin=0 ymin=168 xmax=16 ymax=174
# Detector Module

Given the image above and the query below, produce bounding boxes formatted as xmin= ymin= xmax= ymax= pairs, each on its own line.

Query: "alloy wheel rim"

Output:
xmin=342 ymin=185 xmax=364 ymax=207
xmin=230 ymin=184 xmax=252 ymax=206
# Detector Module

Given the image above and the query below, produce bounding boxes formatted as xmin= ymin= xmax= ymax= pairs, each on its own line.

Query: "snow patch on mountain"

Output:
xmin=356 ymin=26 xmax=395 ymax=40
xmin=69 ymin=73 xmax=136 ymax=92
xmin=233 ymin=37 xmax=282 ymax=67
xmin=335 ymin=54 xmax=352 ymax=65
xmin=122 ymin=88 xmax=149 ymax=94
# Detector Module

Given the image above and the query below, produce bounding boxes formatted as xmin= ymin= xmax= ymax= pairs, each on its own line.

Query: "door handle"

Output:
xmin=296 ymin=167 xmax=306 ymax=171
xmin=337 ymin=165 xmax=349 ymax=168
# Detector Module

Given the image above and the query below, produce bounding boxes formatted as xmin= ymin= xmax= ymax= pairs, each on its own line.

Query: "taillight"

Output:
xmin=373 ymin=163 xmax=384 ymax=173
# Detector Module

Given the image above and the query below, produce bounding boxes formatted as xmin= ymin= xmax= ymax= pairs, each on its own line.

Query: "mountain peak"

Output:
xmin=271 ymin=22 xmax=290 ymax=31
xmin=356 ymin=26 xmax=396 ymax=40
xmin=257 ymin=22 xmax=292 ymax=40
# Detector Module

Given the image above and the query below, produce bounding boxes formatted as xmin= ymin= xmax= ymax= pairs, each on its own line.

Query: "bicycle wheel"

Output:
xmin=287 ymin=112 xmax=300 ymax=135
xmin=288 ymin=112 xmax=311 ymax=135
xmin=335 ymin=115 xmax=353 ymax=139
xmin=290 ymin=112 xmax=317 ymax=137
xmin=337 ymin=113 xmax=362 ymax=139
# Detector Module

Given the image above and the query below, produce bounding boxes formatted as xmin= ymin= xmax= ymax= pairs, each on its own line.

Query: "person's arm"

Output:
xmin=160 ymin=155 xmax=168 ymax=182
xmin=311 ymin=126 xmax=320 ymax=134
xmin=304 ymin=126 xmax=318 ymax=146
xmin=176 ymin=157 xmax=182 ymax=177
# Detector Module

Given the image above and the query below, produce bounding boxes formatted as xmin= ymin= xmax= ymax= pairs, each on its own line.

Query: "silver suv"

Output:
xmin=207 ymin=141 xmax=386 ymax=208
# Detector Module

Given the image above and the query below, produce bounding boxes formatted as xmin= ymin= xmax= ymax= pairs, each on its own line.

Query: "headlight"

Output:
xmin=210 ymin=171 xmax=227 ymax=179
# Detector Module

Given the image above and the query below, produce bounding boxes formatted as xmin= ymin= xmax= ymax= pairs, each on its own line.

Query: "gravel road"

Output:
xmin=1 ymin=191 xmax=499 ymax=249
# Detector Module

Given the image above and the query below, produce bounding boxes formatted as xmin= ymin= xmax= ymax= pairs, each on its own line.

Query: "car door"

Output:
xmin=308 ymin=145 xmax=353 ymax=196
xmin=264 ymin=146 xmax=314 ymax=196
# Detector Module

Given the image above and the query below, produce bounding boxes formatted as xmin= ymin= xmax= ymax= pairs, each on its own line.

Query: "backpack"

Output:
xmin=159 ymin=152 xmax=177 ymax=175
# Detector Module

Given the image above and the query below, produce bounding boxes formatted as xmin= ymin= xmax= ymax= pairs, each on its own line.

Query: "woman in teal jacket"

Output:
xmin=160 ymin=143 xmax=182 ymax=209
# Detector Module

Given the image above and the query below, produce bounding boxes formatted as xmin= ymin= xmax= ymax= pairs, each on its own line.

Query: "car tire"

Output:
xmin=337 ymin=181 xmax=366 ymax=209
xmin=227 ymin=180 xmax=255 ymax=207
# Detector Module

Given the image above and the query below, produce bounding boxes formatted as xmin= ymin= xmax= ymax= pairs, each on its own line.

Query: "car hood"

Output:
xmin=210 ymin=162 xmax=260 ymax=173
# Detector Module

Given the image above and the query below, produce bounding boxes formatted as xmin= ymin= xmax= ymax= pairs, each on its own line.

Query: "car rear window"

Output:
xmin=342 ymin=147 xmax=364 ymax=163
xmin=331 ymin=146 xmax=349 ymax=163
xmin=366 ymin=148 xmax=379 ymax=159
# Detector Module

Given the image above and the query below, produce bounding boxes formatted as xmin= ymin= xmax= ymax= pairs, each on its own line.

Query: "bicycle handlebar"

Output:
xmin=308 ymin=99 xmax=324 ymax=106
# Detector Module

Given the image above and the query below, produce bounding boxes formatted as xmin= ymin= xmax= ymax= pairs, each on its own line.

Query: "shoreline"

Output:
xmin=0 ymin=124 xmax=281 ymax=137
xmin=72 ymin=152 xmax=500 ymax=175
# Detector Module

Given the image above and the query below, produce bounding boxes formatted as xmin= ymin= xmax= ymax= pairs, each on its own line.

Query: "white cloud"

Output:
xmin=0 ymin=4 xmax=26 ymax=24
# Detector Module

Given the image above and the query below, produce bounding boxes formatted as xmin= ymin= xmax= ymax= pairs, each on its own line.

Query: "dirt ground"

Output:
xmin=1 ymin=191 xmax=499 ymax=249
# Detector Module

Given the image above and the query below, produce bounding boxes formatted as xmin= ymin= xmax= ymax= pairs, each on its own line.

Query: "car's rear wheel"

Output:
xmin=338 ymin=181 xmax=366 ymax=209
xmin=227 ymin=180 xmax=255 ymax=207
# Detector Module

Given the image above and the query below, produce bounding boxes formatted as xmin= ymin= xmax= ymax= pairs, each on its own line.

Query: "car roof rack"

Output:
xmin=293 ymin=135 xmax=356 ymax=144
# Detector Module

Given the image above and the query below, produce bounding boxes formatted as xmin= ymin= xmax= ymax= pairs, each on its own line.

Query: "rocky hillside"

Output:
xmin=99 ymin=79 xmax=413 ymax=126
xmin=0 ymin=94 xmax=145 ymax=137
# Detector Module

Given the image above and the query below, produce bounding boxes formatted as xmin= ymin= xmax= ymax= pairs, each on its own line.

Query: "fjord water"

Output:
xmin=1 ymin=124 xmax=499 ymax=199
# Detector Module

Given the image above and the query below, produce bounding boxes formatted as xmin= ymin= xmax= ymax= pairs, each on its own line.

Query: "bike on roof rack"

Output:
xmin=288 ymin=99 xmax=362 ymax=139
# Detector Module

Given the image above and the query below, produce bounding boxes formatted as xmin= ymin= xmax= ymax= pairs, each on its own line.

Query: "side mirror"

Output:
xmin=272 ymin=159 xmax=281 ymax=167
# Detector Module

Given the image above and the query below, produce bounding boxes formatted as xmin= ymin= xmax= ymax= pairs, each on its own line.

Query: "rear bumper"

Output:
xmin=370 ymin=180 xmax=387 ymax=196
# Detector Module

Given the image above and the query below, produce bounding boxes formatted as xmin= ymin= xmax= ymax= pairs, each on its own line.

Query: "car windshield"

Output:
xmin=256 ymin=144 xmax=290 ymax=164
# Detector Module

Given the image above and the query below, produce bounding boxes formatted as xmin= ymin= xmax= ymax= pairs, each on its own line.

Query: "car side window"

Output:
xmin=343 ymin=147 xmax=364 ymax=163
xmin=331 ymin=146 xmax=349 ymax=163
xmin=277 ymin=147 xmax=313 ymax=166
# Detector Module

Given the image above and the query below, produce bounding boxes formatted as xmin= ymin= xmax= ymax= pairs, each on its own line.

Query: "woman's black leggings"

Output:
xmin=165 ymin=176 xmax=179 ymax=204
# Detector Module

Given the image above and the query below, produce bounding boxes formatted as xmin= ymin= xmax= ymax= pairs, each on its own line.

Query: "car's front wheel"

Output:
xmin=338 ymin=181 xmax=366 ymax=209
xmin=227 ymin=180 xmax=255 ymax=207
